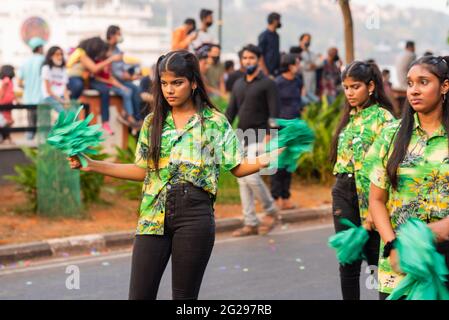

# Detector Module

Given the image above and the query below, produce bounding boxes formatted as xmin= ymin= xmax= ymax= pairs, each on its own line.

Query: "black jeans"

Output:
xmin=332 ymin=173 xmax=380 ymax=300
xmin=128 ymin=182 xmax=215 ymax=300
xmin=270 ymin=168 xmax=292 ymax=199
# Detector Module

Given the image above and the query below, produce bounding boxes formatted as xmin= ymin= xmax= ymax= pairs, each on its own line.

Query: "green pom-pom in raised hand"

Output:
xmin=265 ymin=118 xmax=315 ymax=172
xmin=46 ymin=106 xmax=104 ymax=167
xmin=388 ymin=218 xmax=449 ymax=300
xmin=328 ymin=218 xmax=369 ymax=265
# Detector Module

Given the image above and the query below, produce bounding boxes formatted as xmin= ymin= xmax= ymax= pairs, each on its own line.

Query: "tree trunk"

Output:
xmin=339 ymin=0 xmax=355 ymax=63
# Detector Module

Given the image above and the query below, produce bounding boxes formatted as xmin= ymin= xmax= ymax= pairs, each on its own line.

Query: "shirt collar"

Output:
xmin=245 ymin=71 xmax=264 ymax=83
xmin=413 ymin=112 xmax=446 ymax=137
xmin=349 ymin=103 xmax=380 ymax=116
xmin=165 ymin=107 xmax=214 ymax=129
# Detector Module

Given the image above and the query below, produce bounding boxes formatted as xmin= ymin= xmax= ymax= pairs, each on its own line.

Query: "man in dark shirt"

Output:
xmin=271 ymin=54 xmax=303 ymax=211
xmin=226 ymin=44 xmax=280 ymax=237
xmin=275 ymin=54 xmax=303 ymax=119
xmin=225 ymin=49 xmax=245 ymax=92
xmin=258 ymin=12 xmax=282 ymax=77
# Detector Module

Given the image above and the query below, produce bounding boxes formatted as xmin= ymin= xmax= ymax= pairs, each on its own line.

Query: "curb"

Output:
xmin=0 ymin=205 xmax=331 ymax=265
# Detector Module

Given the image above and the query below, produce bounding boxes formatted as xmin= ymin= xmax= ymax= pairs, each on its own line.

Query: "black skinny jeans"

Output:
xmin=332 ymin=173 xmax=380 ymax=300
xmin=128 ymin=182 xmax=215 ymax=300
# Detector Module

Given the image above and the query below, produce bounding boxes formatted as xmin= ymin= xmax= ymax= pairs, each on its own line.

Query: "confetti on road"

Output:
xmin=102 ymin=262 xmax=110 ymax=266
xmin=26 ymin=281 xmax=33 ymax=286
xmin=296 ymin=258 xmax=302 ymax=263
xmin=268 ymin=239 xmax=275 ymax=244
xmin=299 ymin=266 xmax=305 ymax=270
xmin=219 ymin=266 xmax=227 ymax=271
xmin=234 ymin=265 xmax=241 ymax=269
xmin=243 ymin=268 xmax=249 ymax=272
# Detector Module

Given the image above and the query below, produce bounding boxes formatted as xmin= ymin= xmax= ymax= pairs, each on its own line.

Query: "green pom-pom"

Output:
xmin=388 ymin=218 xmax=449 ymax=300
xmin=46 ymin=106 xmax=104 ymax=161
xmin=265 ymin=118 xmax=315 ymax=172
xmin=328 ymin=218 xmax=369 ymax=265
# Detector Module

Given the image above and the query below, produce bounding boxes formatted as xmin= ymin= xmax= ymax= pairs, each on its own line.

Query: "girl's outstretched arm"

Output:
xmin=68 ymin=155 xmax=146 ymax=181
xmin=231 ymin=148 xmax=284 ymax=178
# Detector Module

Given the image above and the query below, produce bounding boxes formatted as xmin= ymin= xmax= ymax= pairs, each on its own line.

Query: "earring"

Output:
xmin=192 ymin=88 xmax=196 ymax=96
xmin=369 ymin=91 xmax=373 ymax=96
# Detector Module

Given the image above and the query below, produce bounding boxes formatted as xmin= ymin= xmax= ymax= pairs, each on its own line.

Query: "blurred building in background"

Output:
xmin=0 ymin=0 xmax=172 ymax=69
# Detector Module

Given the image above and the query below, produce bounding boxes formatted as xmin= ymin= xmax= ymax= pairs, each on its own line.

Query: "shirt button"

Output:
xmin=167 ymin=184 xmax=171 ymax=190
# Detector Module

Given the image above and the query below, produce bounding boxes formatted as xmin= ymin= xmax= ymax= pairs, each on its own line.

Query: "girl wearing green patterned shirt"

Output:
xmin=67 ymin=50 xmax=283 ymax=300
xmin=369 ymin=55 xmax=449 ymax=299
xmin=330 ymin=61 xmax=395 ymax=300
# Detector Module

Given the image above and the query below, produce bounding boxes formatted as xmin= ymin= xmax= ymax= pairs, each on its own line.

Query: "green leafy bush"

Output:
xmin=114 ymin=135 xmax=142 ymax=200
xmin=297 ymin=94 xmax=345 ymax=183
xmin=80 ymin=149 xmax=109 ymax=204
xmin=5 ymin=146 xmax=110 ymax=215
xmin=4 ymin=147 xmax=38 ymax=211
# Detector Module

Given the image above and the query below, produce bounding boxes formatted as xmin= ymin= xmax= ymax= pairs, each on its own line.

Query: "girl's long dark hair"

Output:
xmin=43 ymin=46 xmax=65 ymax=69
xmin=148 ymin=50 xmax=219 ymax=173
xmin=330 ymin=60 xmax=395 ymax=165
xmin=387 ymin=56 xmax=449 ymax=189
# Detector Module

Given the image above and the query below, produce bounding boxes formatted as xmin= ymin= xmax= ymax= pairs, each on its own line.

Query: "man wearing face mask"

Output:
xmin=205 ymin=44 xmax=226 ymax=98
xmin=258 ymin=12 xmax=282 ymax=77
xmin=299 ymin=33 xmax=321 ymax=104
xmin=192 ymin=9 xmax=216 ymax=51
xmin=226 ymin=44 xmax=280 ymax=237
xmin=107 ymin=25 xmax=143 ymax=123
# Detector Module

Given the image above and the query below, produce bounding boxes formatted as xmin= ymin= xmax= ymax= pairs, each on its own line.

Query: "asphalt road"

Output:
xmin=0 ymin=222 xmax=379 ymax=300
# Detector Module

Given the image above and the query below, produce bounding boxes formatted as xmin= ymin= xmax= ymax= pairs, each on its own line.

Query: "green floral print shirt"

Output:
xmin=367 ymin=113 xmax=449 ymax=293
xmin=134 ymin=107 xmax=243 ymax=235
xmin=333 ymin=104 xmax=395 ymax=220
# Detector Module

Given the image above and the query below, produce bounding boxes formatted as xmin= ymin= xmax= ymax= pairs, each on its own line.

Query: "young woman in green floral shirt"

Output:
xmin=67 ymin=50 xmax=282 ymax=300
xmin=330 ymin=61 xmax=395 ymax=300
xmin=369 ymin=55 xmax=449 ymax=299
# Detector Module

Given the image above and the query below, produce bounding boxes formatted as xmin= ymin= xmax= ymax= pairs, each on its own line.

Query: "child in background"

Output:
xmin=94 ymin=50 xmax=138 ymax=128
xmin=41 ymin=46 xmax=70 ymax=113
xmin=0 ymin=65 xmax=16 ymax=144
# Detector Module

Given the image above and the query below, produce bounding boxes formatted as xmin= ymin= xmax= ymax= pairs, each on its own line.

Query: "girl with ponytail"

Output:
xmin=330 ymin=60 xmax=396 ymax=300
xmin=368 ymin=55 xmax=449 ymax=299
xmin=66 ymin=50 xmax=283 ymax=300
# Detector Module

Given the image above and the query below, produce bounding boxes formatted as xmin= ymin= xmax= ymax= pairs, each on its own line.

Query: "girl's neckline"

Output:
xmin=170 ymin=109 xmax=198 ymax=133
